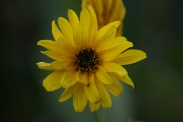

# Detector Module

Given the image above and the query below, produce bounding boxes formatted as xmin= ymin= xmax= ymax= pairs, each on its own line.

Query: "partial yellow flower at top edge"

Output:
xmin=37 ymin=5 xmax=146 ymax=112
xmin=81 ymin=0 xmax=126 ymax=36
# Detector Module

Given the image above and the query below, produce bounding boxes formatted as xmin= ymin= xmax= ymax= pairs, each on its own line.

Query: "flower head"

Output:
xmin=37 ymin=6 xmax=146 ymax=112
xmin=82 ymin=0 xmax=126 ymax=36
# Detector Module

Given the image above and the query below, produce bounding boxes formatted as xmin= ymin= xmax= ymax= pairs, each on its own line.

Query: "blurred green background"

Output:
xmin=1 ymin=0 xmax=183 ymax=121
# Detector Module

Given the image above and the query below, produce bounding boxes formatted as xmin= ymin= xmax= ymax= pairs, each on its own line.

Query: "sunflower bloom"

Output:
xmin=37 ymin=6 xmax=146 ymax=112
xmin=82 ymin=0 xmax=126 ymax=36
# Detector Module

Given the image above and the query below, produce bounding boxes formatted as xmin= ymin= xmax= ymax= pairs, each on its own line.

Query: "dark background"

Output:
xmin=1 ymin=0 xmax=183 ymax=121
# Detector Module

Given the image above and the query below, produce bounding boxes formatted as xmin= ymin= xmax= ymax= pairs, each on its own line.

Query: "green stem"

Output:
xmin=100 ymin=107 xmax=105 ymax=122
xmin=93 ymin=107 xmax=106 ymax=122
xmin=93 ymin=111 xmax=99 ymax=122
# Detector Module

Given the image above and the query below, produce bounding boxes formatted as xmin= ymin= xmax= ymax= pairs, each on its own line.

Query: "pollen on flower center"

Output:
xmin=75 ymin=48 xmax=99 ymax=73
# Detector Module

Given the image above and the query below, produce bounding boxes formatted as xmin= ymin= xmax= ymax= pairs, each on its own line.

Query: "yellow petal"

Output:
xmin=95 ymin=66 xmax=113 ymax=84
xmin=112 ymin=36 xmax=129 ymax=47
xmin=104 ymin=75 xmax=123 ymax=97
xmin=60 ymin=70 xmax=77 ymax=88
xmin=73 ymin=84 xmax=87 ymax=112
xmin=116 ymin=23 xmax=123 ymax=36
xmin=50 ymin=61 xmax=62 ymax=70
xmin=94 ymin=21 xmax=120 ymax=49
xmin=37 ymin=62 xmax=56 ymax=70
xmin=40 ymin=51 xmax=62 ymax=61
xmin=76 ymin=72 xmax=88 ymax=84
xmin=100 ymin=40 xmax=133 ymax=62
xmin=37 ymin=40 xmax=61 ymax=54
xmin=101 ymin=62 xmax=127 ymax=78
xmin=68 ymin=9 xmax=79 ymax=31
xmin=87 ymin=5 xmax=98 ymax=41
xmin=42 ymin=70 xmax=64 ymax=91
xmin=59 ymin=84 xmax=77 ymax=102
xmin=95 ymin=79 xmax=112 ymax=108
xmin=122 ymin=75 xmax=134 ymax=88
xmin=97 ymin=21 xmax=120 ymax=39
xmin=57 ymin=37 xmax=78 ymax=57
xmin=58 ymin=17 xmax=74 ymax=46
xmin=89 ymin=102 xmax=100 ymax=112
xmin=112 ymin=73 xmax=134 ymax=88
xmin=110 ymin=1 xmax=125 ymax=35
xmin=87 ymin=5 xmax=98 ymax=31
xmin=84 ymin=74 xmax=101 ymax=103
xmin=94 ymin=25 xmax=116 ymax=52
xmin=80 ymin=8 xmax=90 ymax=33
xmin=50 ymin=60 xmax=74 ymax=70
xmin=52 ymin=21 xmax=63 ymax=41
xmin=114 ymin=49 xmax=147 ymax=65
xmin=107 ymin=0 xmax=125 ymax=22
xmin=74 ymin=23 xmax=88 ymax=49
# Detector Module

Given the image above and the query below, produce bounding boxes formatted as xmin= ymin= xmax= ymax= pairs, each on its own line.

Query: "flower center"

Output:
xmin=75 ymin=48 xmax=99 ymax=73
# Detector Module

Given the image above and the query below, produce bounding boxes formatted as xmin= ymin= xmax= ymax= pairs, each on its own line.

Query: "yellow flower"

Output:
xmin=37 ymin=6 xmax=146 ymax=112
xmin=81 ymin=0 xmax=126 ymax=36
